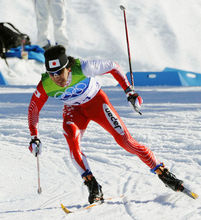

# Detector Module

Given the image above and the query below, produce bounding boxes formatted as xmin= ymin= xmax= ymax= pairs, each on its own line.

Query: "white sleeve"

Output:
xmin=80 ymin=59 xmax=117 ymax=77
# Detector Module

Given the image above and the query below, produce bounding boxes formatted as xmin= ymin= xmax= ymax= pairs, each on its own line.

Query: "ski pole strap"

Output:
xmin=124 ymin=86 xmax=134 ymax=94
xmin=150 ymin=163 xmax=164 ymax=174
xmin=124 ymin=86 xmax=132 ymax=93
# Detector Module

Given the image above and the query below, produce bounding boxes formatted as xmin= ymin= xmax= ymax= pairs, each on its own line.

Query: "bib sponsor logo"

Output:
xmin=103 ymin=104 xmax=124 ymax=135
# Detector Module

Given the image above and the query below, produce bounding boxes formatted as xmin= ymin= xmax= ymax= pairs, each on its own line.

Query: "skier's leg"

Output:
xmin=82 ymin=90 xmax=183 ymax=191
xmin=83 ymin=89 xmax=160 ymax=170
xmin=63 ymin=105 xmax=91 ymax=176
xmin=63 ymin=105 xmax=103 ymax=203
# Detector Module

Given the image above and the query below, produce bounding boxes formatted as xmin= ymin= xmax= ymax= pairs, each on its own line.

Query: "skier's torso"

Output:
xmin=28 ymin=58 xmax=130 ymax=136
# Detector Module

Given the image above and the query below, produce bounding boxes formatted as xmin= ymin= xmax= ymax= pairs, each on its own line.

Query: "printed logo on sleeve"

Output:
xmin=103 ymin=104 xmax=124 ymax=135
xmin=34 ymin=89 xmax=41 ymax=98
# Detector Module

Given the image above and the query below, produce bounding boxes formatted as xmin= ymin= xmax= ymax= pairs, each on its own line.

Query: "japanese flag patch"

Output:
xmin=49 ymin=59 xmax=60 ymax=68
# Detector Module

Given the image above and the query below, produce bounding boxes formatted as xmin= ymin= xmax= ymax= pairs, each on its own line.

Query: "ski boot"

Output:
xmin=152 ymin=163 xmax=184 ymax=191
xmin=84 ymin=175 xmax=104 ymax=204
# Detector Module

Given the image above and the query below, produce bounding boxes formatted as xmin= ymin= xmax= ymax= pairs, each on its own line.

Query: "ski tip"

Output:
xmin=181 ymin=186 xmax=199 ymax=200
xmin=191 ymin=192 xmax=199 ymax=199
xmin=61 ymin=203 xmax=72 ymax=214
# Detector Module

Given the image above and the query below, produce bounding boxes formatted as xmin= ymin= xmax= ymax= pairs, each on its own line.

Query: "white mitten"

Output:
xmin=125 ymin=86 xmax=143 ymax=114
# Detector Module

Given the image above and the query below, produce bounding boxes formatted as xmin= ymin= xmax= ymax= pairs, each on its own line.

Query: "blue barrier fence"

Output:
xmin=0 ymin=71 xmax=8 ymax=85
xmin=126 ymin=67 xmax=201 ymax=86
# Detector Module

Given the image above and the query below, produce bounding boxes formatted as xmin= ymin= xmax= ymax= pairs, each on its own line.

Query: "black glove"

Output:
xmin=29 ymin=137 xmax=42 ymax=157
xmin=125 ymin=86 xmax=143 ymax=115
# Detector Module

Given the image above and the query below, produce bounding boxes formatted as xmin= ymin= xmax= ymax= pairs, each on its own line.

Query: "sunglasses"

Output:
xmin=48 ymin=69 xmax=63 ymax=76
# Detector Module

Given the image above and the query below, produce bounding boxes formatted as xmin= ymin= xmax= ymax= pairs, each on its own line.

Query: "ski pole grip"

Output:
xmin=120 ymin=5 xmax=125 ymax=10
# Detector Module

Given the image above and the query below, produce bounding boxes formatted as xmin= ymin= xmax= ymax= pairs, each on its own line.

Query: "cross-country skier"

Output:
xmin=28 ymin=45 xmax=183 ymax=204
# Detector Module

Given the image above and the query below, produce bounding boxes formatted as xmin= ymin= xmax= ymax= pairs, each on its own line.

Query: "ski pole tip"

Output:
xmin=37 ymin=187 xmax=42 ymax=194
xmin=120 ymin=5 xmax=125 ymax=10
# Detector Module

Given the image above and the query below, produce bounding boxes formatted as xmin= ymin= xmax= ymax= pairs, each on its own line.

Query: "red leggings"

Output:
xmin=63 ymin=89 xmax=159 ymax=176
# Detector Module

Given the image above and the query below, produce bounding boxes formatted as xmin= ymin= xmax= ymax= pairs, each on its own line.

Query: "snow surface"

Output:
xmin=0 ymin=0 xmax=201 ymax=220
xmin=0 ymin=86 xmax=201 ymax=220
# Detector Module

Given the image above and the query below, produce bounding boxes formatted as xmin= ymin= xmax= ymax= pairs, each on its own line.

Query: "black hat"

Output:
xmin=44 ymin=45 xmax=69 ymax=73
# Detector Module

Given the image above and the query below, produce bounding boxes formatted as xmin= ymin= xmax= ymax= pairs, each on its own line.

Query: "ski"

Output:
xmin=61 ymin=187 xmax=198 ymax=215
xmin=61 ymin=195 xmax=124 ymax=214
xmin=180 ymin=186 xmax=198 ymax=199
xmin=61 ymin=201 xmax=103 ymax=214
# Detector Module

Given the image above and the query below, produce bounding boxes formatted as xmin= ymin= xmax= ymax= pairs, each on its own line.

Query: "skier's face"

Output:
xmin=49 ymin=67 xmax=70 ymax=87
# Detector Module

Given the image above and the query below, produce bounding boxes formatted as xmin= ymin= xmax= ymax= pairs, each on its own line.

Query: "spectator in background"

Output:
xmin=34 ymin=0 xmax=68 ymax=50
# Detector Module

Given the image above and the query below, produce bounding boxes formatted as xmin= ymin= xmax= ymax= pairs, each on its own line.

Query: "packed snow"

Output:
xmin=0 ymin=0 xmax=201 ymax=220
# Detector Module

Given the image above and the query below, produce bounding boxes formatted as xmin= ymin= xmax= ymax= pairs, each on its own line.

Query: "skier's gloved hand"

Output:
xmin=29 ymin=137 xmax=42 ymax=157
xmin=125 ymin=86 xmax=143 ymax=115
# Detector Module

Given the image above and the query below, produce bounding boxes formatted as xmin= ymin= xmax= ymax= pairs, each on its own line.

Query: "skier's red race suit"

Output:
xmin=28 ymin=59 xmax=160 ymax=176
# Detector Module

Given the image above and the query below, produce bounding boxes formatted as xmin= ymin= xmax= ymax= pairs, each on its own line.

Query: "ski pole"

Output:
xmin=36 ymin=149 xmax=42 ymax=194
xmin=120 ymin=5 xmax=142 ymax=115
xmin=120 ymin=5 xmax=134 ymax=88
